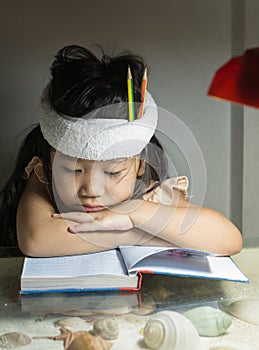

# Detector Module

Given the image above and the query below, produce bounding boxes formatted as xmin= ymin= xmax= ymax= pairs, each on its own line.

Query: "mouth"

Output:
xmin=82 ymin=205 xmax=106 ymax=213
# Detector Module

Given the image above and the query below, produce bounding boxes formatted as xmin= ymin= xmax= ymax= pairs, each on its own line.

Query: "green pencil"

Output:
xmin=127 ymin=66 xmax=135 ymax=122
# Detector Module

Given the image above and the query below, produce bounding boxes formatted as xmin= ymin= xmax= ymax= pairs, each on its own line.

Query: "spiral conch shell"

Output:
xmin=183 ymin=306 xmax=232 ymax=337
xmin=143 ymin=311 xmax=200 ymax=350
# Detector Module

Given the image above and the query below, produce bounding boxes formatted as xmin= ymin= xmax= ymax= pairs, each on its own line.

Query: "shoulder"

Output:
xmin=20 ymin=155 xmax=53 ymax=210
xmin=142 ymin=176 xmax=189 ymax=206
xmin=18 ymin=172 xmax=54 ymax=216
xmin=16 ymin=173 xmax=55 ymax=254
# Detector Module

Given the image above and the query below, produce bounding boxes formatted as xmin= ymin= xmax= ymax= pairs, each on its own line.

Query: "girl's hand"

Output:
xmin=52 ymin=209 xmax=133 ymax=233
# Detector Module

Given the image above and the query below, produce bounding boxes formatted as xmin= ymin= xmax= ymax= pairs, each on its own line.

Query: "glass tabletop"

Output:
xmin=1 ymin=248 xmax=259 ymax=349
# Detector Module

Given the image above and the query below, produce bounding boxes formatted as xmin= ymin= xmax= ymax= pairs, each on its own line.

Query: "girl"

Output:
xmin=0 ymin=45 xmax=242 ymax=257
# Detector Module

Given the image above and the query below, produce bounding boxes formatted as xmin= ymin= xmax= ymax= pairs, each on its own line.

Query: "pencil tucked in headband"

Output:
xmin=39 ymin=88 xmax=158 ymax=161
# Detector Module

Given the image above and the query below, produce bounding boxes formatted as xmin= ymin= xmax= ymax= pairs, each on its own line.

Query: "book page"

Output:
xmin=119 ymin=245 xmax=215 ymax=272
xmin=127 ymin=250 xmax=248 ymax=282
xmin=22 ymin=249 xmax=128 ymax=278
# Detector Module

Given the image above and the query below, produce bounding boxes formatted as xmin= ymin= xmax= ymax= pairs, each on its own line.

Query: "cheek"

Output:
xmin=108 ymin=177 xmax=136 ymax=201
xmin=52 ymin=172 xmax=76 ymax=202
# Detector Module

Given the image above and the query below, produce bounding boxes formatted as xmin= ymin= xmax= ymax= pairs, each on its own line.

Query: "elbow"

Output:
xmin=217 ymin=221 xmax=243 ymax=256
xmin=208 ymin=230 xmax=243 ymax=256
xmin=18 ymin=237 xmax=41 ymax=257
xmin=17 ymin=230 xmax=45 ymax=257
xmin=205 ymin=209 xmax=243 ymax=256
xmin=226 ymin=227 xmax=243 ymax=256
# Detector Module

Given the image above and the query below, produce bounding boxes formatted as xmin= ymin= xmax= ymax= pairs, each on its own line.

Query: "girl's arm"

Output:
xmin=126 ymin=199 xmax=243 ymax=255
xmin=65 ymin=193 xmax=243 ymax=256
xmin=17 ymin=174 xmax=170 ymax=257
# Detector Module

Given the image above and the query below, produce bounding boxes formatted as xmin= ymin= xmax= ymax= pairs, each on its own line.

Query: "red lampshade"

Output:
xmin=208 ymin=48 xmax=259 ymax=108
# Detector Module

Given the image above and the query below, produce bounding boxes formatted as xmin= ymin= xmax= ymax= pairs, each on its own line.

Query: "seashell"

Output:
xmin=183 ymin=306 xmax=232 ymax=337
xmin=222 ymin=298 xmax=259 ymax=325
xmin=33 ymin=326 xmax=89 ymax=349
xmin=143 ymin=311 xmax=199 ymax=350
xmin=95 ymin=298 xmax=133 ymax=315
xmin=92 ymin=317 xmax=119 ymax=340
xmin=0 ymin=332 xmax=31 ymax=348
xmin=131 ymin=293 xmax=156 ymax=315
xmin=54 ymin=317 xmax=86 ymax=328
xmin=67 ymin=332 xmax=112 ymax=350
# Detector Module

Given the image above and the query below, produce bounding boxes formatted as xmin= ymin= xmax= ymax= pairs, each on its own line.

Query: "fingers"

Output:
xmin=69 ymin=221 xmax=103 ymax=233
xmin=52 ymin=212 xmax=94 ymax=223
xmin=69 ymin=217 xmax=133 ymax=233
xmin=53 ymin=212 xmax=133 ymax=233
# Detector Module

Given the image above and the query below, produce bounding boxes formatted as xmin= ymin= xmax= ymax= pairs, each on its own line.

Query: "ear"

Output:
xmin=34 ymin=162 xmax=47 ymax=184
xmin=137 ymin=160 xmax=146 ymax=177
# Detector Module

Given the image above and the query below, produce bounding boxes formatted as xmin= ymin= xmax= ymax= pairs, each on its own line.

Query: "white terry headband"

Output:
xmin=39 ymin=88 xmax=158 ymax=161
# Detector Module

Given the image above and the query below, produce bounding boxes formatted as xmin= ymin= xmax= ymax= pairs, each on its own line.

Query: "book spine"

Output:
xmin=20 ymin=287 xmax=129 ymax=295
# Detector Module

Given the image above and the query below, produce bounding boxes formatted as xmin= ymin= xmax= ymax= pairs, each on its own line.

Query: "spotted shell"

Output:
xmin=143 ymin=311 xmax=199 ymax=350
xmin=183 ymin=306 xmax=232 ymax=337
xmin=0 ymin=332 xmax=31 ymax=348
xmin=54 ymin=317 xmax=86 ymax=328
xmin=92 ymin=317 xmax=119 ymax=340
xmin=67 ymin=332 xmax=112 ymax=350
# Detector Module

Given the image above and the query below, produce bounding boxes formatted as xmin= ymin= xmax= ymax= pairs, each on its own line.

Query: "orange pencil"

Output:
xmin=138 ymin=67 xmax=147 ymax=118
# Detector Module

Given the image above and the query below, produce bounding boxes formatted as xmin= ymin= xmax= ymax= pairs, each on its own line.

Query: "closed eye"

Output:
xmin=63 ymin=167 xmax=82 ymax=173
xmin=104 ymin=170 xmax=123 ymax=177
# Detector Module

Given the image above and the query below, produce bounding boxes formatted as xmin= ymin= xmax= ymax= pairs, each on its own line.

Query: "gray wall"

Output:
xmin=0 ymin=1 xmax=247 ymax=236
xmin=243 ymin=0 xmax=259 ymax=246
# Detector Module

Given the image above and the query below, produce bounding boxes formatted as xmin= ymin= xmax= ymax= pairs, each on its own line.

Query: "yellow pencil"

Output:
xmin=127 ymin=66 xmax=135 ymax=122
xmin=138 ymin=67 xmax=147 ymax=118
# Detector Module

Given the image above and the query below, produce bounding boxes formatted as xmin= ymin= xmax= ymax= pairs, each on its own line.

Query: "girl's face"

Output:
xmin=51 ymin=151 xmax=145 ymax=212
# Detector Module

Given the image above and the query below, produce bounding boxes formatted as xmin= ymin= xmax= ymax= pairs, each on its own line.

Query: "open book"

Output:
xmin=20 ymin=246 xmax=248 ymax=294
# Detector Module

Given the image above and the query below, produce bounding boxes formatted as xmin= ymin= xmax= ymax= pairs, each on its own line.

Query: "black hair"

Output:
xmin=0 ymin=45 xmax=168 ymax=247
xmin=49 ymin=45 xmax=144 ymax=117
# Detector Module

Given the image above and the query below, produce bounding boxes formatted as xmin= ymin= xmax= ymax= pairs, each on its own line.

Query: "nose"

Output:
xmin=77 ymin=173 xmax=105 ymax=198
